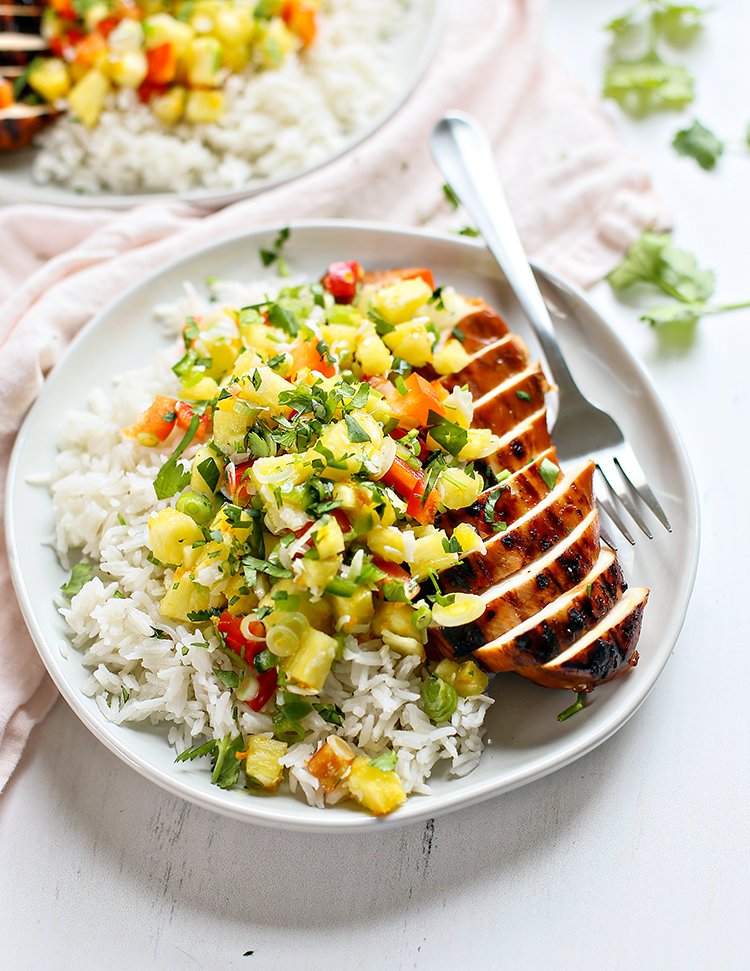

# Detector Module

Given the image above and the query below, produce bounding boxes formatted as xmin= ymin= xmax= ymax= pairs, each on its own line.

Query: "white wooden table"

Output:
xmin=2 ymin=1 xmax=749 ymax=968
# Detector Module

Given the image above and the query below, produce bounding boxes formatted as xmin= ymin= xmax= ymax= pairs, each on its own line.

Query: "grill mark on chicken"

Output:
xmin=468 ymin=549 xmax=624 ymax=671
xmin=428 ymin=509 xmax=601 ymax=657
xmin=472 ymin=364 xmax=551 ymax=438
xmin=441 ymin=334 xmax=531 ymax=398
xmin=439 ymin=448 xmax=558 ymax=536
xmin=475 ymin=409 xmax=553 ymax=479
xmin=440 ymin=462 xmax=596 ymax=594
xmin=517 ymin=587 xmax=648 ymax=691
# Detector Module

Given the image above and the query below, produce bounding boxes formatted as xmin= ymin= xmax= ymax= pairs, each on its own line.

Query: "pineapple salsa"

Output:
xmin=13 ymin=0 xmax=318 ymax=128
xmin=128 ymin=258 xmax=500 ymax=816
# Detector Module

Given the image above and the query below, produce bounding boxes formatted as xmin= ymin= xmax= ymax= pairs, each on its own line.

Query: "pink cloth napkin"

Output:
xmin=0 ymin=0 xmax=670 ymax=792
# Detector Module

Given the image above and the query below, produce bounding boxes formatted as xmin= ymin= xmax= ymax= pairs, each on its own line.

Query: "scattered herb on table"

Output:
xmin=672 ymin=119 xmax=724 ymax=170
xmin=608 ymin=230 xmax=750 ymax=326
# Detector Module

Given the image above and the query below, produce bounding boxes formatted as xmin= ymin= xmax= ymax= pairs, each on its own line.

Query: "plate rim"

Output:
xmin=0 ymin=0 xmax=447 ymax=210
xmin=5 ymin=218 xmax=701 ymax=832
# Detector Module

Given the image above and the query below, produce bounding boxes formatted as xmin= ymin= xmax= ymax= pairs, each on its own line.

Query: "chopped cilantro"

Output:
xmin=153 ymin=415 xmax=200 ymax=500
xmin=672 ymin=119 xmax=724 ymax=170
xmin=344 ymin=413 xmax=372 ymax=443
xmin=539 ymin=458 xmax=560 ymax=491
xmin=61 ymin=562 xmax=94 ymax=599
xmin=369 ymin=750 xmax=397 ymax=771
xmin=214 ymin=668 xmax=241 ymax=689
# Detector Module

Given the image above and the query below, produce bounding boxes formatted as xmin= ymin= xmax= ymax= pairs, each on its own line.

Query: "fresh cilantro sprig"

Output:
xmin=153 ymin=414 xmax=200 ymax=500
xmin=602 ymin=1 xmax=710 ymax=117
xmin=608 ymin=230 xmax=750 ymax=327
xmin=672 ymin=119 xmax=724 ymax=170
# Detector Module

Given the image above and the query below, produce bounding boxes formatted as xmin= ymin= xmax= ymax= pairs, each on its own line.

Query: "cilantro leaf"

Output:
xmin=267 ymin=302 xmax=299 ymax=338
xmin=672 ymin=119 xmax=723 ymax=170
xmin=214 ymin=668 xmax=241 ymax=689
xmin=368 ymin=750 xmax=398 ymax=772
xmin=153 ymin=415 xmax=200 ymax=500
xmin=608 ymin=231 xmax=715 ymax=303
xmin=61 ymin=562 xmax=94 ymax=599
xmin=175 ymin=739 xmax=217 ymax=763
xmin=539 ymin=458 xmax=560 ymax=491
xmin=603 ymin=52 xmax=694 ymax=116
xmin=425 ymin=410 xmax=469 ymax=457
xmin=210 ymin=733 xmax=245 ymax=789
xmin=313 ymin=703 xmax=344 ymax=725
xmin=344 ymin=413 xmax=372 ymax=443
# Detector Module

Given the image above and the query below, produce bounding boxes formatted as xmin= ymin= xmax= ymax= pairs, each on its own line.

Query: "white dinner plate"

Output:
xmin=6 ymin=221 xmax=700 ymax=832
xmin=0 ymin=0 xmax=444 ymax=209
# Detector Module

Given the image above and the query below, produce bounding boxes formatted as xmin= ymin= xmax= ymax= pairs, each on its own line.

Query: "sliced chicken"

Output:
xmin=439 ymin=448 xmax=559 ymax=536
xmin=470 ymin=547 xmax=624 ymax=671
xmin=454 ymin=302 xmax=509 ymax=352
xmin=475 ymin=409 xmax=553 ymax=477
xmin=472 ymin=363 xmax=552 ymax=438
xmin=517 ymin=586 xmax=648 ymax=691
xmin=440 ymin=461 xmax=596 ymax=594
xmin=441 ymin=333 xmax=531 ymax=398
xmin=428 ymin=508 xmax=601 ymax=657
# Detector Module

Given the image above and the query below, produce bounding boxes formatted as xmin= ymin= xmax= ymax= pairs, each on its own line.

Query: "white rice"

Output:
xmin=33 ymin=0 xmax=410 ymax=194
xmin=49 ymin=279 xmax=494 ymax=811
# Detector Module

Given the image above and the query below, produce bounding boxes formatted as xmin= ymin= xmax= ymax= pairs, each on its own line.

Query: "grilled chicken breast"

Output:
xmin=416 ymin=292 xmax=648 ymax=695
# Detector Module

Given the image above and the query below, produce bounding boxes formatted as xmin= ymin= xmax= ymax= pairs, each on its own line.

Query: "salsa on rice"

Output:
xmin=123 ymin=259 xmax=502 ymax=815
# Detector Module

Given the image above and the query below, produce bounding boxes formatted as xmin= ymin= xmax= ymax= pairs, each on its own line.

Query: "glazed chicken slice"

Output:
xmin=472 ymin=363 xmax=552 ymax=438
xmin=470 ymin=547 xmax=624 ymax=671
xmin=440 ymin=333 xmax=531 ymax=398
xmin=476 ymin=409 xmax=553 ymax=477
xmin=428 ymin=507 xmax=601 ymax=657
xmin=519 ymin=587 xmax=649 ymax=691
xmin=439 ymin=448 xmax=559 ymax=536
xmin=440 ymin=461 xmax=596 ymax=595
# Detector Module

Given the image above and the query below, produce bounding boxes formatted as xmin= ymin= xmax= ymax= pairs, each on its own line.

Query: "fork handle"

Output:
xmin=429 ymin=111 xmax=584 ymax=404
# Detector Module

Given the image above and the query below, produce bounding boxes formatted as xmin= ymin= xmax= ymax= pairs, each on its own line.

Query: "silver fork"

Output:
xmin=430 ymin=111 xmax=671 ymax=543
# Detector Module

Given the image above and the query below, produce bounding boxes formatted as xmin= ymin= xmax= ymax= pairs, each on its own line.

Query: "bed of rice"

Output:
xmin=32 ymin=0 xmax=410 ymax=195
xmin=48 ymin=276 xmax=493 ymax=811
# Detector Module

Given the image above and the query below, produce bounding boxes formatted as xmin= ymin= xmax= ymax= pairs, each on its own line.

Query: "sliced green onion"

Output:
xmin=421 ymin=675 xmax=458 ymax=722
xmin=176 ymin=491 xmax=214 ymax=525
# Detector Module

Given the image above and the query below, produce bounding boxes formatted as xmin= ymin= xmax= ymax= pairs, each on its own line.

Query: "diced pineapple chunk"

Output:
xmin=107 ymin=17 xmax=144 ymax=53
xmin=257 ymin=17 xmax=299 ymax=69
xmin=186 ymin=36 xmax=222 ymax=87
xmin=366 ymin=525 xmax=407 ymax=562
xmin=180 ymin=375 xmax=218 ymax=401
xmin=372 ymin=602 xmax=416 ymax=640
xmin=382 ymin=317 xmax=433 ymax=368
xmin=355 ymin=324 xmax=393 ymax=376
xmin=190 ymin=445 xmax=226 ymax=495
xmin=331 ymin=587 xmax=374 ymax=634
xmin=143 ymin=13 xmax=195 ymax=54
xmin=148 ymin=508 xmax=204 ymax=566
xmin=347 ymin=756 xmax=406 ymax=816
xmin=371 ymin=278 xmax=433 ymax=325
xmin=432 ymin=338 xmax=471 ymax=375
xmin=280 ymin=627 xmax=338 ymax=692
xmin=244 ymin=736 xmax=287 ymax=790
xmin=306 ymin=735 xmax=355 ymax=791
xmin=150 ymin=85 xmax=187 ymax=125
xmin=109 ymin=49 xmax=148 ymax=89
xmin=160 ymin=566 xmax=210 ymax=621
xmin=67 ymin=68 xmax=110 ymax=128
xmin=452 ymin=522 xmax=485 ymax=555
xmin=312 ymin=516 xmax=345 ymax=559
xmin=294 ymin=556 xmax=340 ymax=595
xmin=436 ymin=468 xmax=483 ymax=509
xmin=185 ymin=89 xmax=225 ymax=123
xmin=212 ymin=409 xmax=253 ymax=451
xmin=28 ymin=57 xmax=70 ymax=102
xmin=235 ymin=365 xmax=294 ymax=414
xmin=433 ymin=657 xmax=489 ymax=696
